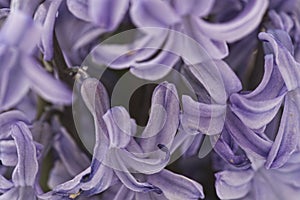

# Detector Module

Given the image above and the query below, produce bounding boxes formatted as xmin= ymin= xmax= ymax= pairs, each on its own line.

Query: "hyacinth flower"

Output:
xmin=231 ymin=29 xmax=300 ymax=169
xmin=0 ymin=10 xmax=72 ymax=111
xmin=0 ymin=110 xmax=41 ymax=199
xmin=54 ymin=3 xmax=108 ymax=67
xmin=267 ymin=1 xmax=300 ymax=60
xmin=266 ymin=8 xmax=300 ymax=62
xmin=177 ymin=58 xmax=274 ymax=168
xmin=34 ymin=0 xmax=106 ymax=63
xmin=41 ymin=77 xmax=204 ymax=199
xmin=215 ymin=151 xmax=300 ymax=200
xmin=91 ymin=0 xmax=268 ymax=80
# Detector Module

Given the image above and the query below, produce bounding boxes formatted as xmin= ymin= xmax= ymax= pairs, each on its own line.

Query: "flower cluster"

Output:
xmin=1 ymin=0 xmax=300 ymax=199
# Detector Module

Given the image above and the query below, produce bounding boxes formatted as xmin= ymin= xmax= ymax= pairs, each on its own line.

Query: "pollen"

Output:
xmin=69 ymin=191 xmax=81 ymax=199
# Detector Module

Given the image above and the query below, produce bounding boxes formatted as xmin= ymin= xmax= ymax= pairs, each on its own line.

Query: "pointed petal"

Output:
xmin=225 ymin=110 xmax=272 ymax=158
xmin=259 ymin=30 xmax=300 ymax=91
xmin=139 ymin=82 xmax=180 ymax=152
xmin=22 ymin=57 xmax=72 ymax=105
xmin=266 ymin=89 xmax=300 ymax=168
xmin=148 ymin=169 xmax=205 ymax=200
xmin=230 ymin=93 xmax=284 ymax=130
xmin=11 ymin=122 xmax=38 ymax=187
xmin=243 ymin=54 xmax=286 ymax=100
xmin=81 ymin=78 xmax=110 ymax=167
xmin=0 ymin=11 xmax=41 ymax=53
xmin=0 ymin=49 xmax=30 ymax=111
xmin=38 ymin=0 xmax=63 ymax=61
xmin=217 ymin=60 xmax=242 ymax=95
xmin=81 ymin=78 xmax=110 ymax=124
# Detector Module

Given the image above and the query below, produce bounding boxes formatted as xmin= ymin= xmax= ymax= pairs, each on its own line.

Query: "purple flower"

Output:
xmin=231 ymin=29 xmax=300 ymax=168
xmin=0 ymin=110 xmax=40 ymax=199
xmin=179 ymin=59 xmax=262 ymax=167
xmin=2 ymin=1 xmax=300 ymax=199
xmin=91 ymin=0 xmax=268 ymax=80
xmin=215 ymin=151 xmax=300 ymax=200
xmin=34 ymin=0 xmax=105 ymax=62
xmin=0 ymin=11 xmax=72 ymax=111
xmin=41 ymin=77 xmax=204 ymax=199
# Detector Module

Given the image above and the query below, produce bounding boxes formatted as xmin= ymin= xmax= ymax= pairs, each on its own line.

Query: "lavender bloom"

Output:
xmin=0 ymin=11 xmax=72 ymax=111
xmin=91 ymin=0 xmax=268 ymax=80
xmin=0 ymin=111 xmax=40 ymax=199
xmin=215 ymin=151 xmax=300 ymax=200
xmin=231 ymin=29 xmax=300 ymax=168
xmin=41 ymin=77 xmax=204 ymax=199
xmin=179 ymin=59 xmax=269 ymax=167
xmin=54 ymin=3 xmax=106 ymax=67
xmin=130 ymin=0 xmax=267 ymax=57
xmin=34 ymin=0 xmax=105 ymax=62
xmin=259 ymin=30 xmax=300 ymax=168
xmin=2 ymin=1 xmax=300 ymax=199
